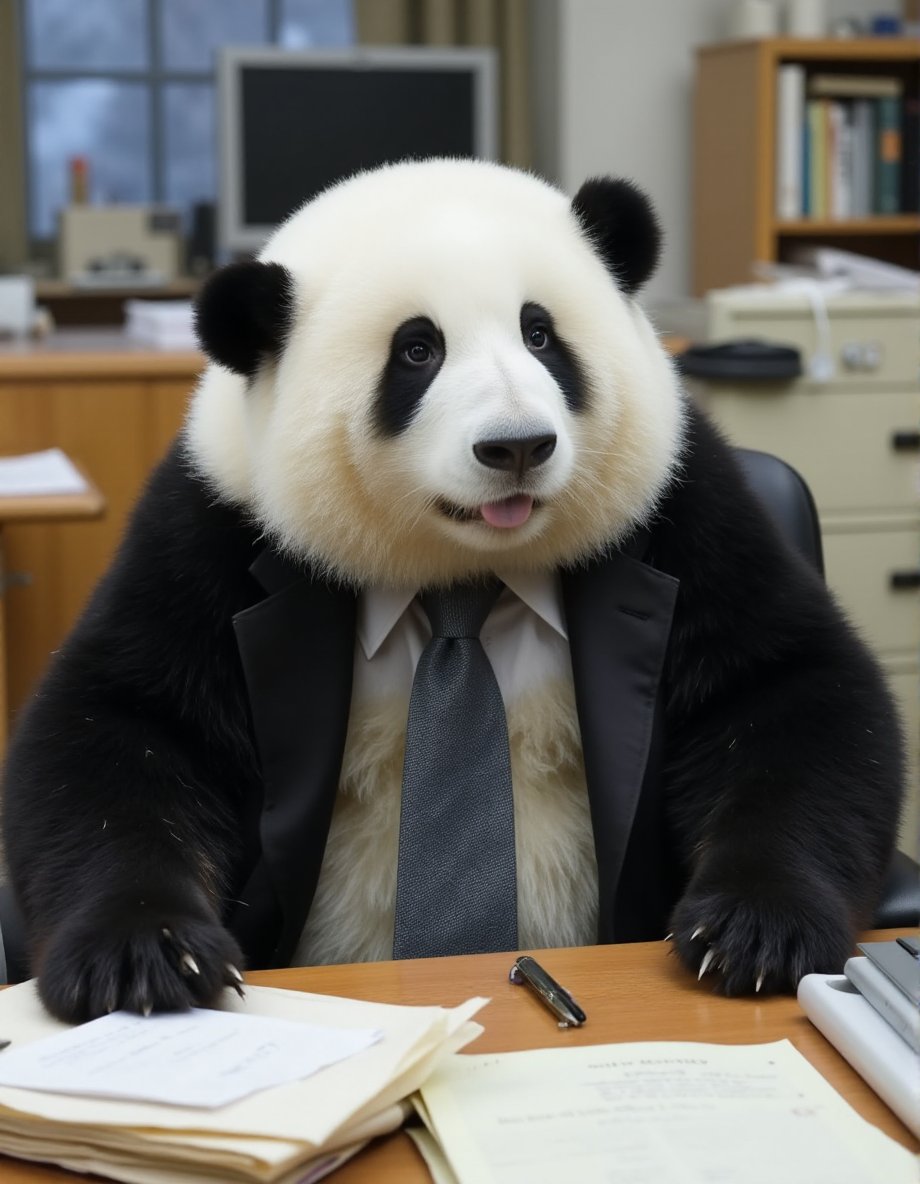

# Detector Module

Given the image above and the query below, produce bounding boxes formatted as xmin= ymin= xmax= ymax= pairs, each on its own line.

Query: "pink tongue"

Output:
xmin=480 ymin=495 xmax=534 ymax=529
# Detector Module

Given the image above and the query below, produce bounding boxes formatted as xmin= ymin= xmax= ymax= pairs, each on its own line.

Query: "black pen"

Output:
xmin=896 ymin=936 xmax=920 ymax=960
xmin=509 ymin=955 xmax=587 ymax=1028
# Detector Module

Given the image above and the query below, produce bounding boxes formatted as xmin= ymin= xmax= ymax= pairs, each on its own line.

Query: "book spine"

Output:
xmin=844 ymin=957 xmax=920 ymax=1052
xmin=807 ymin=99 xmax=827 ymax=219
xmin=903 ymin=92 xmax=920 ymax=213
xmin=874 ymin=95 xmax=902 ymax=214
xmin=851 ymin=99 xmax=874 ymax=218
xmin=775 ymin=64 xmax=805 ymax=219
xmin=802 ymin=112 xmax=811 ymax=216
xmin=829 ymin=101 xmax=854 ymax=219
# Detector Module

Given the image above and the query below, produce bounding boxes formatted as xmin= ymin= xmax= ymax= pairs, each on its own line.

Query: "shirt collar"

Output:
xmin=357 ymin=571 xmax=568 ymax=659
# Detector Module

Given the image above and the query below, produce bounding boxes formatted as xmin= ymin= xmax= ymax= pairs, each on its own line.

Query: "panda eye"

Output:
xmin=404 ymin=341 xmax=432 ymax=365
xmin=527 ymin=325 xmax=550 ymax=350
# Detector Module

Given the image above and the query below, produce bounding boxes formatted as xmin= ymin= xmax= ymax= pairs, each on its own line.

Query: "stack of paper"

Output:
xmin=125 ymin=300 xmax=198 ymax=351
xmin=0 ymin=449 xmax=89 ymax=497
xmin=413 ymin=1040 xmax=918 ymax=1184
xmin=0 ymin=980 xmax=485 ymax=1183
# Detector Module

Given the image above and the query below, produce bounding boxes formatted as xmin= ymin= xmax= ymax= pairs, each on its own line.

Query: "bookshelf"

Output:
xmin=692 ymin=38 xmax=920 ymax=294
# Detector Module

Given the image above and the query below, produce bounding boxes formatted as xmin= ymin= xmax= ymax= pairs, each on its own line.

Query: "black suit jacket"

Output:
xmin=4 ymin=403 xmax=902 ymax=981
xmin=230 ymin=538 xmax=681 ymax=967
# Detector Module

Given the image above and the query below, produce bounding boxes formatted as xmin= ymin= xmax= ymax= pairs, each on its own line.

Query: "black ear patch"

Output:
xmin=195 ymin=261 xmax=294 ymax=377
xmin=571 ymin=178 xmax=662 ymax=295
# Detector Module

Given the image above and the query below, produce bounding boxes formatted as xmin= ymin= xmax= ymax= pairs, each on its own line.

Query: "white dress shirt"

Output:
xmin=354 ymin=571 xmax=572 ymax=707
xmin=294 ymin=571 xmax=596 ymax=966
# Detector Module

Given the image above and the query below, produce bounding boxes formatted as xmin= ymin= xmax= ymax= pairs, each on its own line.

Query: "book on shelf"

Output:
xmin=806 ymin=98 xmax=828 ymax=218
xmin=874 ymin=94 xmax=903 ymax=215
xmin=808 ymin=74 xmax=902 ymax=100
xmin=776 ymin=63 xmax=805 ymax=219
xmin=904 ymin=91 xmax=920 ymax=213
xmin=775 ymin=69 xmax=914 ymax=220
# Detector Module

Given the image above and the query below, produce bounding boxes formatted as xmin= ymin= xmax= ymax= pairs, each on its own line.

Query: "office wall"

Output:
xmin=530 ymin=0 xmax=894 ymax=301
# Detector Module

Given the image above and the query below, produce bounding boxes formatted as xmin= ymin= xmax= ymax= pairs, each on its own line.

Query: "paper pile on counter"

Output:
xmin=125 ymin=300 xmax=198 ymax=350
xmin=0 ymin=980 xmax=486 ymax=1184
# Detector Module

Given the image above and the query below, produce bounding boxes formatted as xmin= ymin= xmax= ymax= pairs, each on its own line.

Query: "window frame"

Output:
xmin=18 ymin=0 xmax=321 ymax=246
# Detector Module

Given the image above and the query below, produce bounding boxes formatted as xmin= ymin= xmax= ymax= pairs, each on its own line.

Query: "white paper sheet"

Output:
xmin=0 ymin=1007 xmax=380 ymax=1108
xmin=0 ymin=981 xmax=487 ymax=1150
xmin=0 ymin=448 xmax=89 ymax=496
xmin=418 ymin=1040 xmax=918 ymax=1184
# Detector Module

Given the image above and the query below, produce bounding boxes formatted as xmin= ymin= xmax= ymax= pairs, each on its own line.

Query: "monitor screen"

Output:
xmin=218 ymin=47 xmax=498 ymax=254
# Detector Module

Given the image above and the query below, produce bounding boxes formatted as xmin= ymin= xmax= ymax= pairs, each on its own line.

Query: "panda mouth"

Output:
xmin=438 ymin=494 xmax=537 ymax=529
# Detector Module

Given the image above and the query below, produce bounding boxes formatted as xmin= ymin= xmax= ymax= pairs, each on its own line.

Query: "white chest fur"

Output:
xmin=294 ymin=678 xmax=598 ymax=965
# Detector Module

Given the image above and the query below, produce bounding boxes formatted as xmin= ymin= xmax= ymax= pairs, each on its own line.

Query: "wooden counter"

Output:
xmin=0 ymin=475 xmax=106 ymax=754
xmin=0 ymin=332 xmax=203 ymax=724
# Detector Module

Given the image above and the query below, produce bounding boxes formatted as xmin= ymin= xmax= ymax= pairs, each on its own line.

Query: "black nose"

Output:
xmin=473 ymin=434 xmax=557 ymax=475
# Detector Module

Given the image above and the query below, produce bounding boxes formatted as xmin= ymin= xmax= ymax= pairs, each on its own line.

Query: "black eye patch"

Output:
xmin=373 ymin=316 xmax=446 ymax=437
xmin=520 ymin=302 xmax=588 ymax=414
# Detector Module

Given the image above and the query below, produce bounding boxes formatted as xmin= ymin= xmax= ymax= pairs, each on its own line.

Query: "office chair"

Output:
xmin=0 ymin=450 xmax=915 ymax=983
xmin=736 ymin=447 xmax=919 ymax=930
xmin=0 ymin=881 xmax=26 ymax=984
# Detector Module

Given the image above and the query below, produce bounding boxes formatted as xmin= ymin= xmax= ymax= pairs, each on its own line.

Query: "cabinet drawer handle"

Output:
xmin=890 ymin=570 xmax=920 ymax=590
xmin=891 ymin=429 xmax=920 ymax=451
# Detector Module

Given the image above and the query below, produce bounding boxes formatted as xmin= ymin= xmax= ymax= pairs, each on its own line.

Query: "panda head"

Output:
xmin=187 ymin=159 xmax=684 ymax=588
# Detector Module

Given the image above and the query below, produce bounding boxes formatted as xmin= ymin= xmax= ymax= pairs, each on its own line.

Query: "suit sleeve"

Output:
xmin=654 ymin=405 xmax=905 ymax=918
xmin=1 ymin=442 xmax=264 ymax=946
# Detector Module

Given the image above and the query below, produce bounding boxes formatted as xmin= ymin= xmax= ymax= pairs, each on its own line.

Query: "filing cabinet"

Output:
xmin=689 ymin=290 xmax=920 ymax=857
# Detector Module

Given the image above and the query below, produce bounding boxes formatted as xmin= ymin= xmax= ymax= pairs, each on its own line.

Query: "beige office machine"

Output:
xmin=687 ymin=288 xmax=920 ymax=857
xmin=58 ymin=205 xmax=182 ymax=286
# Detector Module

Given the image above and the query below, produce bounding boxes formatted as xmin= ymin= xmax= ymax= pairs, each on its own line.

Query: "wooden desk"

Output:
xmin=0 ymin=478 xmax=105 ymax=755
xmin=1 ymin=933 xmax=915 ymax=1183
xmin=0 ymin=332 xmax=201 ymax=727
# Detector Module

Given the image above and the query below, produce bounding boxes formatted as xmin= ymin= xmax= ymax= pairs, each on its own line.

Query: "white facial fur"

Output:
xmin=186 ymin=159 xmax=685 ymax=588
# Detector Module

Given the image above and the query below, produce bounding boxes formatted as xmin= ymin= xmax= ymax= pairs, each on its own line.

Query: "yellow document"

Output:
xmin=417 ymin=1040 xmax=918 ymax=1184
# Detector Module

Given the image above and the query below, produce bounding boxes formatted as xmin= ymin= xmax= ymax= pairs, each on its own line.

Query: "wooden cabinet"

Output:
xmin=688 ymin=290 xmax=920 ymax=857
xmin=0 ymin=333 xmax=202 ymax=723
xmin=693 ymin=38 xmax=920 ymax=294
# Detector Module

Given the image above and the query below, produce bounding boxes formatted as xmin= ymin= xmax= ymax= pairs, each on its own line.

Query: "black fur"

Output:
xmin=571 ymin=177 xmax=662 ymax=294
xmin=1 ymin=406 xmax=903 ymax=1020
xmin=195 ymin=261 xmax=294 ymax=377
xmin=521 ymin=302 xmax=587 ymax=413
xmin=373 ymin=316 xmax=446 ymax=436
xmin=651 ymin=412 xmax=903 ymax=992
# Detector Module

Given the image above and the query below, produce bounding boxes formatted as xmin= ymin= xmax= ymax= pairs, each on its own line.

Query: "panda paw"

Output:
xmin=669 ymin=870 xmax=853 ymax=996
xmin=36 ymin=892 xmax=245 ymax=1023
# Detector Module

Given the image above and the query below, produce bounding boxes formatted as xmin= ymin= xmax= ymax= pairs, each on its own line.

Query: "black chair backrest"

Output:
xmin=734 ymin=448 xmax=918 ymax=927
xmin=0 ymin=882 xmax=28 ymax=983
xmin=733 ymin=448 xmax=824 ymax=577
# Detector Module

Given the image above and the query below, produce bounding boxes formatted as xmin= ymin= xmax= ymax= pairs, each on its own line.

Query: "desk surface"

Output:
xmin=2 ymin=931 xmax=915 ymax=1183
xmin=0 ymin=330 xmax=204 ymax=379
xmin=0 ymin=484 xmax=105 ymax=524
xmin=0 ymin=330 xmax=690 ymax=382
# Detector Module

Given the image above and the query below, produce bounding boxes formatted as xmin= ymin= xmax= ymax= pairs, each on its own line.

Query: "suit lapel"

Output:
xmin=562 ymin=545 xmax=679 ymax=942
xmin=232 ymin=548 xmax=357 ymax=966
xmin=231 ymin=539 xmax=676 ymax=963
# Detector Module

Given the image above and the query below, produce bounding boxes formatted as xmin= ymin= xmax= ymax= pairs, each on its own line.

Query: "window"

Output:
xmin=21 ymin=0 xmax=355 ymax=239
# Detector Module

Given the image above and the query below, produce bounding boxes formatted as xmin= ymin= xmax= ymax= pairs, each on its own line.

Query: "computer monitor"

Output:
xmin=217 ymin=46 xmax=499 ymax=255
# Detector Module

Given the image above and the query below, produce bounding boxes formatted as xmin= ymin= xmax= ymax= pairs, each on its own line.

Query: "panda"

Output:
xmin=2 ymin=158 xmax=904 ymax=1023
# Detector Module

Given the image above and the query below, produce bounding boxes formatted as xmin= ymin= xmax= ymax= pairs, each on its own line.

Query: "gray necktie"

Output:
xmin=393 ymin=579 xmax=518 ymax=959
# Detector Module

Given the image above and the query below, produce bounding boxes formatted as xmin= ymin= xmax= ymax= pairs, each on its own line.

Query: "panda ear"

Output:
xmin=194 ymin=260 xmax=294 ymax=377
xmin=571 ymin=177 xmax=662 ymax=295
